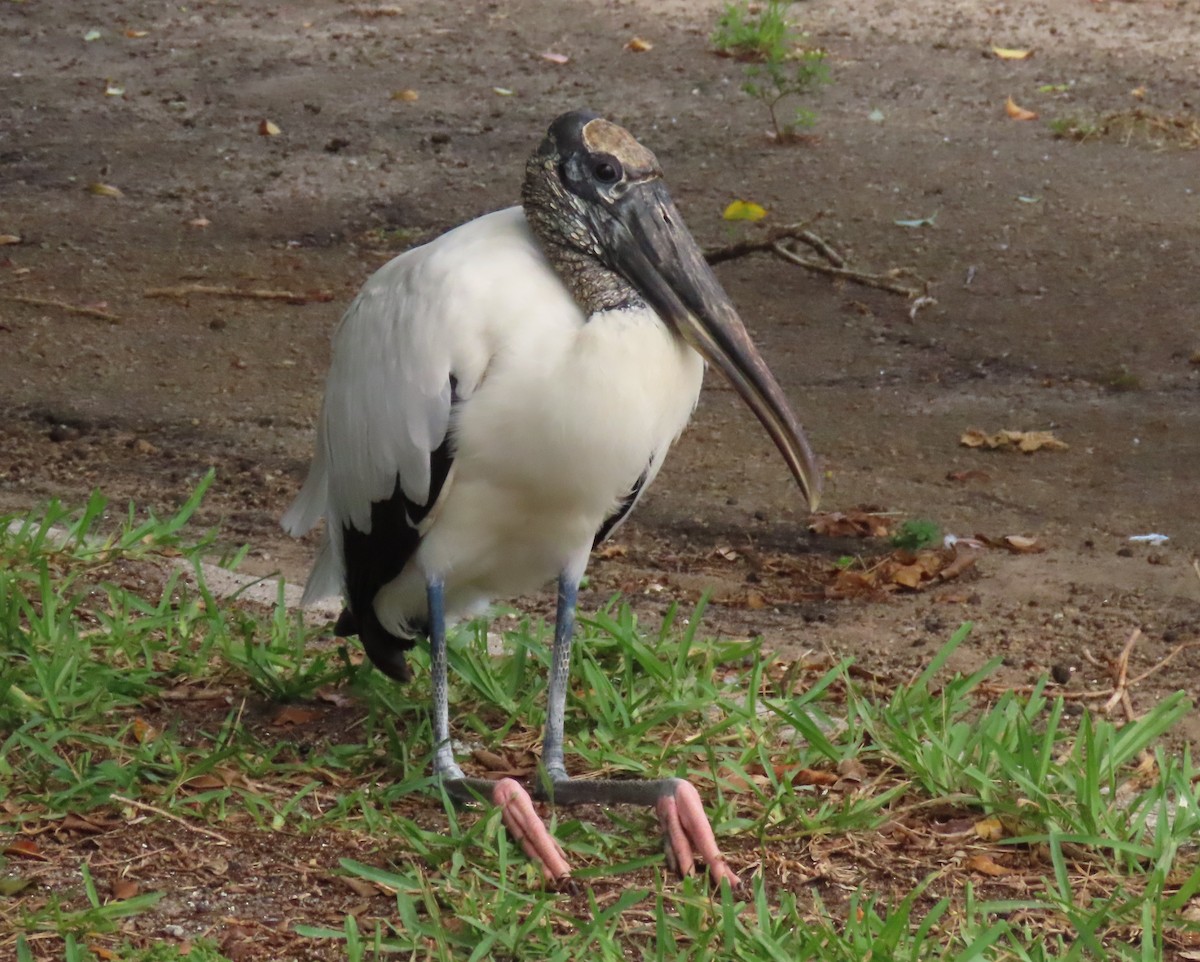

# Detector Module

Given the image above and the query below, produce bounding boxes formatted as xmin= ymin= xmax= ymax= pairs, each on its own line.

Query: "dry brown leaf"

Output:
xmin=1003 ymin=534 xmax=1043 ymax=553
xmin=0 ymin=234 xmax=21 ymax=245
xmin=183 ymin=773 xmax=231 ymax=791
xmin=124 ymin=29 xmax=149 ymax=38
xmin=967 ymin=853 xmax=1012 ymax=876
xmin=785 ymin=767 xmax=840 ymax=787
xmin=809 ymin=509 xmax=893 ymax=539
xmin=4 ymin=838 xmax=45 ymax=861
xmin=87 ymin=182 xmax=124 ymax=198
xmin=594 ymin=543 xmax=627 ymax=559
xmin=112 ymin=878 xmax=140 ymax=900
xmin=273 ymin=705 xmax=320 ymax=726
xmin=187 ymin=217 xmax=210 ymax=228
xmin=836 ymin=758 xmax=868 ymax=782
xmin=974 ymin=815 xmax=1005 ymax=840
xmin=130 ymin=717 xmax=157 ymax=743
xmin=1005 ymin=95 xmax=1038 ymax=121
xmin=315 ymin=687 xmax=354 ymax=708
xmin=961 ymin=428 xmax=1068 ymax=453
xmin=340 ymin=875 xmax=380 ymax=898
xmin=626 ymin=36 xmax=653 ymax=52
xmin=391 ymin=89 xmax=419 ymax=102
xmin=258 ymin=119 xmax=282 ymax=136
xmin=1130 ymin=86 xmax=1146 ymax=99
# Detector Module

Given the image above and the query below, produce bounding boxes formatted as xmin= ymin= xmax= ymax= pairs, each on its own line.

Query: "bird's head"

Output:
xmin=522 ymin=110 xmax=822 ymax=513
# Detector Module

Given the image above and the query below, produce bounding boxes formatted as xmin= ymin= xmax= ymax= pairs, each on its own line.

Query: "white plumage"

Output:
xmin=283 ymin=111 xmax=820 ymax=886
xmin=284 ymin=206 xmax=703 ymax=633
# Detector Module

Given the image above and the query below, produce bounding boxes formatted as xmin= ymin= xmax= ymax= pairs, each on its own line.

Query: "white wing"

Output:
xmin=282 ymin=206 xmax=575 ymax=603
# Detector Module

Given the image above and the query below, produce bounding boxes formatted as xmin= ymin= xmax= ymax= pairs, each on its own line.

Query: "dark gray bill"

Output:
xmin=598 ymin=180 xmax=822 ymax=511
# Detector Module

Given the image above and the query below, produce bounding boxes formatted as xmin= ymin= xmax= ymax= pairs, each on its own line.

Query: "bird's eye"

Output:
xmin=592 ymin=161 xmax=620 ymax=184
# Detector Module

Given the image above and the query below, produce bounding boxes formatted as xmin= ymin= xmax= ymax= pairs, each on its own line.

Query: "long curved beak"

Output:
xmin=596 ymin=180 xmax=821 ymax=512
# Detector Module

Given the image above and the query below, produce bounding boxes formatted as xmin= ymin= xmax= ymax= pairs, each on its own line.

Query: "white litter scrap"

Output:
xmin=1128 ymin=533 xmax=1169 ymax=547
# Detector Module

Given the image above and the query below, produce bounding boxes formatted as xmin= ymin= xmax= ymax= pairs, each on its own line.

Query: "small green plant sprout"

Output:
xmin=712 ymin=0 xmax=830 ymax=143
xmin=891 ymin=518 xmax=941 ymax=551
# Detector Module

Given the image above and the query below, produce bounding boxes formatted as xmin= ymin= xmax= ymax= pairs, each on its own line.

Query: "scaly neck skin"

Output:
xmin=522 ymin=163 xmax=643 ymax=319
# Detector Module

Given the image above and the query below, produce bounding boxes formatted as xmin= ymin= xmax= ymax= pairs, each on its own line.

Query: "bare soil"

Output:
xmin=3 ymin=0 xmax=1200 ymax=950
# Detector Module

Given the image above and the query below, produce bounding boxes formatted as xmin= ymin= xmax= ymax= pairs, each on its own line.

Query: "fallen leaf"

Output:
xmin=540 ymin=51 xmax=570 ymax=65
xmin=340 ymin=876 xmax=379 ymax=898
xmin=112 ymin=879 xmax=139 ymax=900
xmin=130 ymin=717 xmax=157 ymax=743
xmin=809 ymin=509 xmax=893 ymax=539
xmin=1001 ymin=534 xmax=1043 ymax=553
xmin=273 ymin=705 xmax=320 ymax=726
xmin=315 ymin=687 xmax=354 ymax=708
xmin=745 ymin=590 xmax=766 ymax=610
xmin=4 ymin=839 xmax=45 ymax=861
xmin=974 ymin=815 xmax=1005 ymax=840
xmin=786 ymin=767 xmax=840 ymax=787
xmin=187 ymin=217 xmax=210 ymax=228
xmin=87 ymin=182 xmax=124 ymax=198
xmin=626 ymin=36 xmax=653 ymax=52
xmin=594 ymin=543 xmax=627 ymax=559
xmin=1005 ymin=95 xmax=1038 ymax=121
xmin=0 ymin=234 xmax=21 ymax=245
xmin=967 ymin=853 xmax=1012 ymax=876
xmin=258 ymin=119 xmax=281 ymax=136
xmin=1130 ymin=86 xmax=1146 ymax=99
xmin=836 ymin=758 xmax=868 ymax=782
xmin=992 ymin=46 xmax=1033 ymax=60
xmin=960 ymin=428 xmax=1068 ymax=452
xmin=124 ymin=29 xmax=149 ymax=38
xmin=391 ymin=89 xmax=419 ymax=102
xmin=714 ymin=545 xmax=740 ymax=561
xmin=722 ymin=199 xmax=767 ymax=222
xmin=182 ymin=773 xmax=230 ymax=791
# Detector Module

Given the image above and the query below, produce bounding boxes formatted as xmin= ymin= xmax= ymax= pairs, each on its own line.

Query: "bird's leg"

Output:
xmin=540 ymin=571 xmax=578 ymax=783
xmin=535 ymin=573 xmax=739 ymax=888
xmin=424 ymin=577 xmax=572 ymax=885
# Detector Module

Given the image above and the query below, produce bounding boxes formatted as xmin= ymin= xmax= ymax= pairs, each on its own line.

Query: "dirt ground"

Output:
xmin=4 ymin=0 xmax=1199 ymax=743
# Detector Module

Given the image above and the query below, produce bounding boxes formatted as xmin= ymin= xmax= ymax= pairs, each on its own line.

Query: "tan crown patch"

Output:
xmin=581 ymin=119 xmax=659 ymax=173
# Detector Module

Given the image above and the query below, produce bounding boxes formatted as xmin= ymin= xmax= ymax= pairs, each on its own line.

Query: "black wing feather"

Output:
xmin=593 ymin=465 xmax=649 ymax=548
xmin=338 ymin=377 xmax=458 ymax=682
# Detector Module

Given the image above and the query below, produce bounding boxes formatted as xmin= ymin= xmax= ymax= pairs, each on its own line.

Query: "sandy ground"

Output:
xmin=3 ymin=0 xmax=1199 ymax=736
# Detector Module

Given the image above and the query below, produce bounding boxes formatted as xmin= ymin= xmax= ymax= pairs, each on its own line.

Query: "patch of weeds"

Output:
xmin=1051 ymin=108 xmax=1200 ymax=149
xmin=712 ymin=0 xmax=830 ymax=142
xmin=6 ymin=486 xmax=1200 ymax=960
xmin=890 ymin=518 xmax=940 ymax=551
xmin=1097 ymin=366 xmax=1142 ymax=393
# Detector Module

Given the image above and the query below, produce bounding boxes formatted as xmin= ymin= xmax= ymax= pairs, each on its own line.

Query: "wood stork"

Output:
xmin=283 ymin=110 xmax=820 ymax=887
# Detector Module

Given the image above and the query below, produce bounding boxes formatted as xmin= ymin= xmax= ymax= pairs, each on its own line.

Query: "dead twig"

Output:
xmin=1101 ymin=628 xmax=1140 ymax=722
xmin=144 ymin=284 xmax=333 ymax=305
xmin=110 ymin=792 xmax=232 ymax=844
xmin=4 ymin=294 xmax=120 ymax=322
xmin=771 ymin=242 xmax=926 ymax=297
xmin=702 ymin=222 xmax=928 ymax=298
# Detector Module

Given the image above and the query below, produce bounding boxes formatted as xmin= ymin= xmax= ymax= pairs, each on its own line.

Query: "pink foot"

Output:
xmin=492 ymin=778 xmax=573 ymax=885
xmin=656 ymin=780 xmax=740 ymax=887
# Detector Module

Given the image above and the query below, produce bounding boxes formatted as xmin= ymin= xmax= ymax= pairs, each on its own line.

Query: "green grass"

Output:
xmin=711 ymin=1 xmax=830 ymax=142
xmin=2 ymin=483 xmax=1198 ymax=960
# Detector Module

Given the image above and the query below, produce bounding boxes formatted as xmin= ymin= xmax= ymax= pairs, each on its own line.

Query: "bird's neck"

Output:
xmin=540 ymin=240 xmax=643 ymax=318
